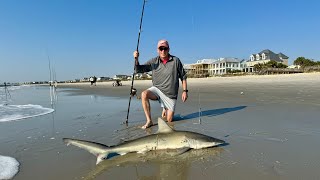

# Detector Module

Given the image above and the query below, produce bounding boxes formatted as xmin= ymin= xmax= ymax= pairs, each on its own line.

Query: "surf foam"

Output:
xmin=0 ymin=155 xmax=19 ymax=179
xmin=0 ymin=104 xmax=54 ymax=122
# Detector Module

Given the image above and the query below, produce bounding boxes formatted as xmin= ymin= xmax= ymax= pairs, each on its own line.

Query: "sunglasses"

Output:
xmin=158 ymin=46 xmax=169 ymax=51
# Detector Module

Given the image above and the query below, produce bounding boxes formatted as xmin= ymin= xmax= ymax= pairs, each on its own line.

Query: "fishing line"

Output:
xmin=193 ymin=88 xmax=202 ymax=124
xmin=124 ymin=0 xmax=147 ymax=124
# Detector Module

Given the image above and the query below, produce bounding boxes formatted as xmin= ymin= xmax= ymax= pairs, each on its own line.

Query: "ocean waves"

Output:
xmin=0 ymin=104 xmax=54 ymax=122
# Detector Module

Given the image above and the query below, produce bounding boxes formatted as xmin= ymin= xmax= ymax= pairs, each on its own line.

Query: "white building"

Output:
xmin=209 ymin=57 xmax=245 ymax=75
xmin=187 ymin=58 xmax=245 ymax=77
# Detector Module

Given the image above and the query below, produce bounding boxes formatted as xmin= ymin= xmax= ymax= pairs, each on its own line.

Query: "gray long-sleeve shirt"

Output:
xmin=135 ymin=55 xmax=187 ymax=99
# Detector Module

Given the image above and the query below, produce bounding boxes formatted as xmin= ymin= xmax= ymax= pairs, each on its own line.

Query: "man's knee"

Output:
xmin=141 ymin=90 xmax=158 ymax=101
xmin=166 ymin=111 xmax=174 ymax=122
xmin=141 ymin=90 xmax=148 ymax=100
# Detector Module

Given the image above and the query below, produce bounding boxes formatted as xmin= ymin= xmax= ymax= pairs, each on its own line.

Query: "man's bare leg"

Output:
xmin=166 ymin=110 xmax=175 ymax=122
xmin=141 ymin=90 xmax=158 ymax=129
xmin=161 ymin=108 xmax=166 ymax=119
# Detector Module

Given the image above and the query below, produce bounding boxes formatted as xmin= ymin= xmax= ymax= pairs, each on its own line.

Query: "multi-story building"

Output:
xmin=209 ymin=58 xmax=246 ymax=75
xmin=187 ymin=59 xmax=217 ymax=77
xmin=185 ymin=58 xmax=246 ymax=77
xmin=245 ymin=49 xmax=289 ymax=72
xmin=184 ymin=49 xmax=289 ymax=76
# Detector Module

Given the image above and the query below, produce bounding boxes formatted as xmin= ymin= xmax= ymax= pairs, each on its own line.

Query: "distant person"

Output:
xmin=89 ymin=77 xmax=94 ymax=86
xmin=93 ymin=76 xmax=97 ymax=86
xmin=133 ymin=39 xmax=188 ymax=129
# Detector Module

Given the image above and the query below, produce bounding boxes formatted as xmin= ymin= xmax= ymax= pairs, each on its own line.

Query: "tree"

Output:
xmin=254 ymin=63 xmax=264 ymax=71
xmin=277 ymin=63 xmax=288 ymax=68
xmin=265 ymin=60 xmax=278 ymax=68
xmin=294 ymin=57 xmax=316 ymax=67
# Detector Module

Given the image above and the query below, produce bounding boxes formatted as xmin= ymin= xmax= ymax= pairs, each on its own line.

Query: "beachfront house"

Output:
xmin=186 ymin=58 xmax=246 ymax=77
xmin=97 ymin=77 xmax=112 ymax=81
xmin=245 ymin=49 xmax=289 ymax=72
xmin=209 ymin=58 xmax=246 ymax=75
xmin=135 ymin=73 xmax=152 ymax=79
xmin=183 ymin=64 xmax=194 ymax=75
xmin=113 ymin=75 xmax=130 ymax=80
xmin=188 ymin=59 xmax=217 ymax=77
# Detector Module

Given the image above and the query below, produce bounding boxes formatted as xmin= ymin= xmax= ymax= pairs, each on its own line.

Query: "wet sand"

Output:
xmin=9 ymin=73 xmax=320 ymax=179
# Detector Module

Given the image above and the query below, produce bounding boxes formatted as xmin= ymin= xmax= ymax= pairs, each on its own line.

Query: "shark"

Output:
xmin=63 ymin=117 xmax=225 ymax=165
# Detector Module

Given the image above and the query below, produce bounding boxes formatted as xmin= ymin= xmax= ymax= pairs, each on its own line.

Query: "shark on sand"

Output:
xmin=63 ymin=117 xmax=225 ymax=165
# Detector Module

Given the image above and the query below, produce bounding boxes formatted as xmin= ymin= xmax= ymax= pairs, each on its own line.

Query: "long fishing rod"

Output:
xmin=4 ymin=82 xmax=11 ymax=105
xmin=124 ymin=0 xmax=147 ymax=124
xmin=46 ymin=51 xmax=54 ymax=104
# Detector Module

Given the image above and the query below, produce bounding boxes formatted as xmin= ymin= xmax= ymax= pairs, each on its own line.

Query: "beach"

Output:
xmin=1 ymin=72 xmax=320 ymax=179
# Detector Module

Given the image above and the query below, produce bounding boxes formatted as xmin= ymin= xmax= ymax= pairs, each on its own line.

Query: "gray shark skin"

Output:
xmin=63 ymin=117 xmax=225 ymax=165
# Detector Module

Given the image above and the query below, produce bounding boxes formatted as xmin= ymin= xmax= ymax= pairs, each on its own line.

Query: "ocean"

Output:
xmin=0 ymin=85 xmax=144 ymax=179
xmin=2 ymin=75 xmax=320 ymax=179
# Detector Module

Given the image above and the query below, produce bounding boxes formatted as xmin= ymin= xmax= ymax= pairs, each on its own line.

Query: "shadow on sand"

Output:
xmin=174 ymin=106 xmax=247 ymax=121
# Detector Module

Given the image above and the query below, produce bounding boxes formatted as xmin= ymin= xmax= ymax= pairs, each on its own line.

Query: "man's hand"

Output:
xmin=133 ymin=51 xmax=139 ymax=59
xmin=182 ymin=91 xmax=188 ymax=102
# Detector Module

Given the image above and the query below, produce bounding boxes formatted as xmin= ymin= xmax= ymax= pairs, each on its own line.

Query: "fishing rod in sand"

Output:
xmin=46 ymin=49 xmax=54 ymax=104
xmin=4 ymin=82 xmax=11 ymax=106
xmin=124 ymin=0 xmax=147 ymax=125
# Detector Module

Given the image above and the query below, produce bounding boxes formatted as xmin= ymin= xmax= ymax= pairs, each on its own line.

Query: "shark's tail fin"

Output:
xmin=63 ymin=138 xmax=110 ymax=164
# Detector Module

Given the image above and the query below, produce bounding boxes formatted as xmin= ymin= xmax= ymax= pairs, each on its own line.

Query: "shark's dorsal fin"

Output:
xmin=157 ymin=117 xmax=174 ymax=133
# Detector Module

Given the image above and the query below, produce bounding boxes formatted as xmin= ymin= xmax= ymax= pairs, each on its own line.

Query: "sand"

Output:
xmin=8 ymin=72 xmax=320 ymax=179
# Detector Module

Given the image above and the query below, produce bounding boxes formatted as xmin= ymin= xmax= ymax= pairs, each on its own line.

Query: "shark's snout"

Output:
xmin=215 ymin=139 xmax=225 ymax=146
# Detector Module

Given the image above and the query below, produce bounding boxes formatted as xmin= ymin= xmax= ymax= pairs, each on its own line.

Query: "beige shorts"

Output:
xmin=147 ymin=86 xmax=176 ymax=112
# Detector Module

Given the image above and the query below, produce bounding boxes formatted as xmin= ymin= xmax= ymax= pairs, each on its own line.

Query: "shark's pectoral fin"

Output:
xmin=162 ymin=148 xmax=190 ymax=156
xmin=174 ymin=147 xmax=190 ymax=156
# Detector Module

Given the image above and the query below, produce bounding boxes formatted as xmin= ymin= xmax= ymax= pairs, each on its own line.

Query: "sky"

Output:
xmin=1 ymin=0 xmax=320 ymax=83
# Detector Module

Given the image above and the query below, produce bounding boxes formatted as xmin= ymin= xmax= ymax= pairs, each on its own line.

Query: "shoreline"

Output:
xmin=57 ymin=72 xmax=320 ymax=98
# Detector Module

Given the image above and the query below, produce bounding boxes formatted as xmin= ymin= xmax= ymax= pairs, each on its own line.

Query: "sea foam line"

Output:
xmin=0 ymin=104 xmax=54 ymax=122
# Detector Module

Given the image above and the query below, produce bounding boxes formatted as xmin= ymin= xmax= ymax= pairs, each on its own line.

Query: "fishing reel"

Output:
xmin=130 ymin=88 xmax=137 ymax=96
xmin=130 ymin=88 xmax=141 ymax=99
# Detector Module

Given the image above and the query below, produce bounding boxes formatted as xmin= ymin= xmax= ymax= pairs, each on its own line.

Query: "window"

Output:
xmin=256 ymin=54 xmax=260 ymax=60
xmin=250 ymin=55 xmax=254 ymax=61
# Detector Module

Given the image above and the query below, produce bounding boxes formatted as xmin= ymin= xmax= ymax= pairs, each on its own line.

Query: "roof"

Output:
xmin=278 ymin=53 xmax=289 ymax=59
xmin=259 ymin=49 xmax=276 ymax=55
xmin=196 ymin=59 xmax=218 ymax=64
xmin=250 ymin=49 xmax=289 ymax=62
xmin=216 ymin=57 xmax=242 ymax=63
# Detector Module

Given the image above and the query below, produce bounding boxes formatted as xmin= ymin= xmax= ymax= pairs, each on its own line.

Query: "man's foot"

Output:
xmin=161 ymin=109 xmax=166 ymax=118
xmin=141 ymin=121 xmax=153 ymax=129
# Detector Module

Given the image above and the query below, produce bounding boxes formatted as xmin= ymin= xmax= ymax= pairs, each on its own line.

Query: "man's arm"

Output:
xmin=133 ymin=51 xmax=152 ymax=73
xmin=181 ymin=79 xmax=188 ymax=102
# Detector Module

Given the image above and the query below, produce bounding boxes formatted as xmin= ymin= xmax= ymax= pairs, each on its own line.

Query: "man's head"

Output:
xmin=157 ymin=40 xmax=170 ymax=59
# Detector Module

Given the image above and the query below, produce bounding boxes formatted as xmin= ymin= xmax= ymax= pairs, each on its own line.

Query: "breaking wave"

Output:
xmin=0 ymin=104 xmax=54 ymax=122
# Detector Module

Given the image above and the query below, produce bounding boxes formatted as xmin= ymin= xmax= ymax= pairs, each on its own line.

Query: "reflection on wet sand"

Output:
xmin=84 ymin=147 xmax=224 ymax=180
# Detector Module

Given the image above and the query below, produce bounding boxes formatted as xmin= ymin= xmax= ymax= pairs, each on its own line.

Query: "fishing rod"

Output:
xmin=4 ymin=82 xmax=11 ymax=105
xmin=124 ymin=0 xmax=147 ymax=124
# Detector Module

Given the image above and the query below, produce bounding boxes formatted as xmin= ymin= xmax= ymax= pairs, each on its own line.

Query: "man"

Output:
xmin=133 ymin=39 xmax=188 ymax=129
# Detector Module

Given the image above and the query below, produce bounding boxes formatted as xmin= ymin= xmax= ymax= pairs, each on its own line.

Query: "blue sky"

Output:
xmin=1 ymin=0 xmax=319 ymax=83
